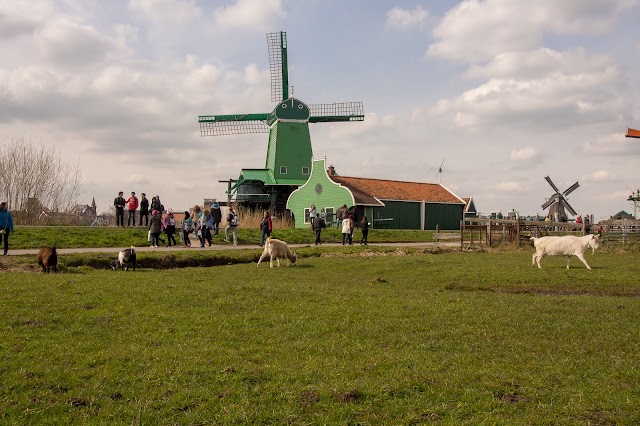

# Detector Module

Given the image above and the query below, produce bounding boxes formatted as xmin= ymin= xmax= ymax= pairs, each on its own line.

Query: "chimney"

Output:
xmin=327 ymin=165 xmax=335 ymax=176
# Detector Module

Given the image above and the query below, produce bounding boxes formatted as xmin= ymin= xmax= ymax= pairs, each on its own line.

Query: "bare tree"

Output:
xmin=0 ymin=139 xmax=83 ymax=223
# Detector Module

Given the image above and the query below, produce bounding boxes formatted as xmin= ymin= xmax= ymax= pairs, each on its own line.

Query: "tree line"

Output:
xmin=0 ymin=139 xmax=82 ymax=224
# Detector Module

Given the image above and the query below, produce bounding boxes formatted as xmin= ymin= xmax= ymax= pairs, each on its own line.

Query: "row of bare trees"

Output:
xmin=0 ymin=139 xmax=83 ymax=224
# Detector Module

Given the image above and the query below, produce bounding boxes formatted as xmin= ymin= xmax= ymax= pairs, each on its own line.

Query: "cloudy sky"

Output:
xmin=2 ymin=0 xmax=640 ymax=220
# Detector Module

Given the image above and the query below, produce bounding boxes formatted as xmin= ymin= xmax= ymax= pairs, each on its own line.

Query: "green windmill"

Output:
xmin=198 ymin=31 xmax=364 ymax=212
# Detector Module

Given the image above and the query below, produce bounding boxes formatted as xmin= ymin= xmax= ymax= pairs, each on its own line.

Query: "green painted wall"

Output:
xmin=287 ymin=159 xmax=354 ymax=228
xmin=372 ymin=201 xmax=463 ymax=230
xmin=424 ymin=203 xmax=463 ymax=230
xmin=373 ymin=201 xmax=421 ymax=230
xmin=266 ymin=121 xmax=313 ymax=182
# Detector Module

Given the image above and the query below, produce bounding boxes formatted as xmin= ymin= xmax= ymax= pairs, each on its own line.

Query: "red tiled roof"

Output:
xmin=330 ymin=175 xmax=465 ymax=205
xmin=626 ymin=128 xmax=640 ymax=138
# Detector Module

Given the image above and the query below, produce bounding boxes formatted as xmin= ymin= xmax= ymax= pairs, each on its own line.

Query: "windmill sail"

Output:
xmin=560 ymin=199 xmax=577 ymax=216
xmin=308 ymin=102 xmax=364 ymax=123
xmin=563 ymin=182 xmax=580 ymax=196
xmin=544 ymin=176 xmax=560 ymax=193
xmin=199 ymin=113 xmax=269 ymax=136
xmin=266 ymin=31 xmax=288 ymax=102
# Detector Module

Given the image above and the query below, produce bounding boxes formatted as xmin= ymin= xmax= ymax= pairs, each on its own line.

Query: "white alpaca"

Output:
xmin=257 ymin=238 xmax=297 ymax=268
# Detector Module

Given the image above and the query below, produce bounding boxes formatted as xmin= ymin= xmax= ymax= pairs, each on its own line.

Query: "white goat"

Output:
xmin=257 ymin=238 xmax=297 ymax=268
xmin=531 ymin=234 xmax=601 ymax=270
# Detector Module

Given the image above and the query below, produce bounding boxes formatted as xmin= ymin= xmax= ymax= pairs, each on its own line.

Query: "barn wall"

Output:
xmin=424 ymin=203 xmax=464 ymax=230
xmin=373 ymin=201 xmax=421 ymax=230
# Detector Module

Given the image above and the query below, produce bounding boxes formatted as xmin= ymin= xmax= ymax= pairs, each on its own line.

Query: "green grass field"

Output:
xmin=6 ymin=226 xmax=436 ymax=250
xmin=2 ymin=247 xmax=640 ymax=424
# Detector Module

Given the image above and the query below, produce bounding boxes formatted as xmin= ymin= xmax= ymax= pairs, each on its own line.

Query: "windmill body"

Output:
xmin=198 ymin=31 xmax=364 ymax=211
xmin=541 ymin=176 xmax=580 ymax=222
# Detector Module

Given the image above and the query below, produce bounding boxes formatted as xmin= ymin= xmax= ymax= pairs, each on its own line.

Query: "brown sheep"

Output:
xmin=37 ymin=247 xmax=58 ymax=273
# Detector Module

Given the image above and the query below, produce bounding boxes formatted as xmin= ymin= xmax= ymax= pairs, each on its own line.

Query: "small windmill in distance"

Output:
xmin=541 ymin=176 xmax=580 ymax=222
xmin=433 ymin=158 xmax=445 ymax=183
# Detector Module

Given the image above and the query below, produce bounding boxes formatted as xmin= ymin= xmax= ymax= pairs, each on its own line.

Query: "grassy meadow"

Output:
xmin=2 ymin=245 xmax=640 ymax=424
xmin=7 ymin=225 xmax=435 ymax=250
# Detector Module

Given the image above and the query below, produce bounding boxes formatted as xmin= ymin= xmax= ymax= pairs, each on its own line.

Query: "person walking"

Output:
xmin=148 ymin=209 xmax=163 ymax=248
xmin=162 ymin=208 xmax=177 ymax=247
xmin=336 ymin=204 xmax=348 ymax=228
xmin=0 ymin=202 xmax=15 ymax=256
xmin=360 ymin=215 xmax=369 ymax=245
xmin=139 ymin=193 xmax=149 ymax=226
xmin=199 ymin=209 xmax=213 ymax=247
xmin=181 ymin=211 xmax=193 ymax=247
xmin=309 ymin=203 xmax=317 ymax=227
xmin=312 ymin=212 xmax=326 ymax=246
xmin=224 ymin=206 xmax=239 ymax=245
xmin=126 ymin=191 xmax=139 ymax=227
xmin=259 ymin=210 xmax=272 ymax=247
xmin=342 ymin=214 xmax=354 ymax=245
xmin=211 ymin=202 xmax=222 ymax=236
xmin=192 ymin=205 xmax=203 ymax=244
xmin=114 ymin=191 xmax=126 ymax=227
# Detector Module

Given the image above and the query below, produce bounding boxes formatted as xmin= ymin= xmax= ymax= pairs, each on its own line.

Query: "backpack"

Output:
xmin=231 ymin=213 xmax=239 ymax=226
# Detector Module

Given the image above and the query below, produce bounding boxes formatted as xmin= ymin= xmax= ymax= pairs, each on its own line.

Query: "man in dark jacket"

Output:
xmin=139 ymin=193 xmax=149 ymax=226
xmin=312 ymin=214 xmax=326 ymax=246
xmin=212 ymin=202 xmax=222 ymax=236
xmin=114 ymin=191 xmax=125 ymax=227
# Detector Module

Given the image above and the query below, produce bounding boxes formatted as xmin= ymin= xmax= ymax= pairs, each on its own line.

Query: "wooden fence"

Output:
xmin=459 ymin=218 xmax=591 ymax=249
xmin=597 ymin=219 xmax=640 ymax=245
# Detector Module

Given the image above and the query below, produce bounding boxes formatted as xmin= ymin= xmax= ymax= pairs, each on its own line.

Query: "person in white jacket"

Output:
xmin=341 ymin=215 xmax=353 ymax=245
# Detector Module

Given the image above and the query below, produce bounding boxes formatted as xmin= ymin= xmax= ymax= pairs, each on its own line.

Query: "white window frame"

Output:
xmin=302 ymin=166 xmax=310 ymax=175
xmin=324 ymin=207 xmax=335 ymax=223
xmin=280 ymin=166 xmax=288 ymax=175
xmin=303 ymin=208 xmax=311 ymax=224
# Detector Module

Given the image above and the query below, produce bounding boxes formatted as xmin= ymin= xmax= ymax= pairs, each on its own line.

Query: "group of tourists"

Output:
xmin=180 ymin=203 xmax=241 ymax=248
xmin=113 ymin=191 xmax=163 ymax=227
xmin=309 ymin=203 xmax=369 ymax=246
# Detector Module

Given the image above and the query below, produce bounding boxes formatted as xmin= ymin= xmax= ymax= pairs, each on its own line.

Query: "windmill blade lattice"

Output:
xmin=309 ymin=102 xmax=364 ymax=123
xmin=266 ymin=32 xmax=288 ymax=102
xmin=199 ymin=120 xmax=269 ymax=136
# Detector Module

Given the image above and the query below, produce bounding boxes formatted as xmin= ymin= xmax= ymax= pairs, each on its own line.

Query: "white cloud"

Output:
xmin=213 ymin=0 xmax=285 ymax=31
xmin=584 ymin=133 xmax=640 ymax=155
xmin=35 ymin=19 xmax=115 ymax=67
xmin=426 ymin=0 xmax=637 ymax=63
xmin=582 ymin=169 xmax=614 ymax=183
xmin=465 ymin=48 xmax=612 ymax=80
xmin=494 ymin=181 xmax=523 ymax=192
xmin=510 ymin=146 xmax=539 ymax=163
xmin=432 ymin=58 xmax=627 ymax=131
xmin=385 ymin=6 xmax=428 ymax=31
xmin=128 ymin=0 xmax=202 ymax=25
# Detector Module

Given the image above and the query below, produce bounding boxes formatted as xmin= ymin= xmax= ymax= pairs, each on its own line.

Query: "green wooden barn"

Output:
xmin=287 ymin=159 xmax=466 ymax=230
